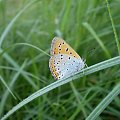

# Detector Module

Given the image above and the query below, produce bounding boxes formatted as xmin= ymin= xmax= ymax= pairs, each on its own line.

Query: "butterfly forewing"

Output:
xmin=50 ymin=37 xmax=81 ymax=59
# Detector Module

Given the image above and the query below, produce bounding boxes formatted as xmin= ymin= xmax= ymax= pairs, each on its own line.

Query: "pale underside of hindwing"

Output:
xmin=49 ymin=54 xmax=85 ymax=80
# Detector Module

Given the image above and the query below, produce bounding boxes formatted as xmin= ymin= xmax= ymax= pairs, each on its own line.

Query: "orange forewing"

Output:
xmin=50 ymin=37 xmax=81 ymax=59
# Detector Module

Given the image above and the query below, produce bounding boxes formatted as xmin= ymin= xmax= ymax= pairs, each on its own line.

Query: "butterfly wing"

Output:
xmin=50 ymin=37 xmax=81 ymax=59
xmin=49 ymin=54 xmax=85 ymax=80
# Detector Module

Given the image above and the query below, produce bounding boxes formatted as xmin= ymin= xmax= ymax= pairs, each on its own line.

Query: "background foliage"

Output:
xmin=0 ymin=0 xmax=120 ymax=120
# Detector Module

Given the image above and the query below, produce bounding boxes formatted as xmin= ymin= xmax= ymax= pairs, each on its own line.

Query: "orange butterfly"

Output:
xmin=49 ymin=37 xmax=85 ymax=80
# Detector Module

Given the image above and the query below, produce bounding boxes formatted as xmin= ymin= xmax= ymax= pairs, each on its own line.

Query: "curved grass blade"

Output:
xmin=1 ymin=56 xmax=120 ymax=120
xmin=86 ymin=84 xmax=120 ymax=120
xmin=0 ymin=0 xmax=37 ymax=48
xmin=0 ymin=49 xmax=38 ymax=89
xmin=83 ymin=22 xmax=111 ymax=58
xmin=105 ymin=0 xmax=120 ymax=55
xmin=15 ymin=43 xmax=50 ymax=57
xmin=0 ymin=76 xmax=16 ymax=100
xmin=0 ymin=60 xmax=27 ymax=116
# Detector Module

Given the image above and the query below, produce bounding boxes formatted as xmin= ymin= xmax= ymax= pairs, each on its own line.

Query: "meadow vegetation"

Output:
xmin=0 ymin=0 xmax=120 ymax=120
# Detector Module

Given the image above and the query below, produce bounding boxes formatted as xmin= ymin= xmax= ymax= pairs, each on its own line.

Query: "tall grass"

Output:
xmin=0 ymin=0 xmax=120 ymax=120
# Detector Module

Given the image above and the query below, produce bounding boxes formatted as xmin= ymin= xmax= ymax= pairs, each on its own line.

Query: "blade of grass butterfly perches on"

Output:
xmin=49 ymin=37 xmax=86 ymax=80
xmin=1 ymin=56 xmax=120 ymax=120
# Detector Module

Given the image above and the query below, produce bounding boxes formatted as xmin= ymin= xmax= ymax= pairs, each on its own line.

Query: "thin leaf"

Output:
xmin=105 ymin=0 xmax=120 ymax=55
xmin=0 ymin=0 xmax=37 ymax=48
xmin=86 ymin=84 xmax=120 ymax=120
xmin=1 ymin=56 xmax=120 ymax=120
xmin=83 ymin=22 xmax=111 ymax=58
xmin=0 ymin=76 xmax=16 ymax=100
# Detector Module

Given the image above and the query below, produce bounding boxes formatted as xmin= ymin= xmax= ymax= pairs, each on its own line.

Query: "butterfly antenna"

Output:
xmin=82 ymin=47 xmax=96 ymax=59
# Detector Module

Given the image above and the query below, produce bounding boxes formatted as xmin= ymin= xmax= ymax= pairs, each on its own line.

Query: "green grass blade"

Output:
xmin=83 ymin=22 xmax=111 ymax=58
xmin=60 ymin=0 xmax=72 ymax=32
xmin=0 ymin=60 xmax=27 ymax=116
xmin=0 ymin=76 xmax=16 ymax=100
xmin=105 ymin=0 xmax=120 ymax=55
xmin=0 ymin=0 xmax=37 ymax=48
xmin=1 ymin=56 xmax=120 ymax=120
xmin=0 ymin=49 xmax=38 ymax=89
xmin=86 ymin=84 xmax=120 ymax=120
xmin=0 ymin=66 xmax=43 ymax=83
xmin=15 ymin=43 xmax=50 ymax=57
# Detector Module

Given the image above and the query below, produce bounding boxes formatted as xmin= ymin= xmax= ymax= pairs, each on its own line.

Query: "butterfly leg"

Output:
xmin=82 ymin=58 xmax=88 ymax=68
xmin=85 ymin=63 xmax=88 ymax=68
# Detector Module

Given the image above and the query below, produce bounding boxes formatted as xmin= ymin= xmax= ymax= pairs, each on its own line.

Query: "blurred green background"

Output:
xmin=0 ymin=0 xmax=120 ymax=120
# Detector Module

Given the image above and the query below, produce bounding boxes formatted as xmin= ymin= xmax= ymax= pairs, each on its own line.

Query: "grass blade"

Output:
xmin=15 ymin=43 xmax=50 ymax=57
xmin=86 ymin=84 xmax=120 ymax=120
xmin=83 ymin=22 xmax=111 ymax=58
xmin=0 ymin=49 xmax=38 ymax=89
xmin=105 ymin=0 xmax=120 ymax=55
xmin=0 ymin=60 xmax=27 ymax=116
xmin=0 ymin=0 xmax=37 ymax=48
xmin=1 ymin=56 xmax=120 ymax=120
xmin=0 ymin=76 xmax=16 ymax=100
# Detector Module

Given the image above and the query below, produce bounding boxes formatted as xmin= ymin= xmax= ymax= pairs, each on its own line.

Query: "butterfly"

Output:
xmin=49 ymin=37 xmax=85 ymax=80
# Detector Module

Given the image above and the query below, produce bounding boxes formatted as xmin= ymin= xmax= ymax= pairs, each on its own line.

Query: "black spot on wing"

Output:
xmin=66 ymin=48 xmax=68 ymax=51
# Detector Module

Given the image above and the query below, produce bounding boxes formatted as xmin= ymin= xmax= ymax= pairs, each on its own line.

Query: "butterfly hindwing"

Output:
xmin=49 ymin=54 xmax=85 ymax=80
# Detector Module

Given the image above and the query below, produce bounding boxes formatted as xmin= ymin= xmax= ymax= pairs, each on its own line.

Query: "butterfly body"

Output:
xmin=49 ymin=37 xmax=85 ymax=80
